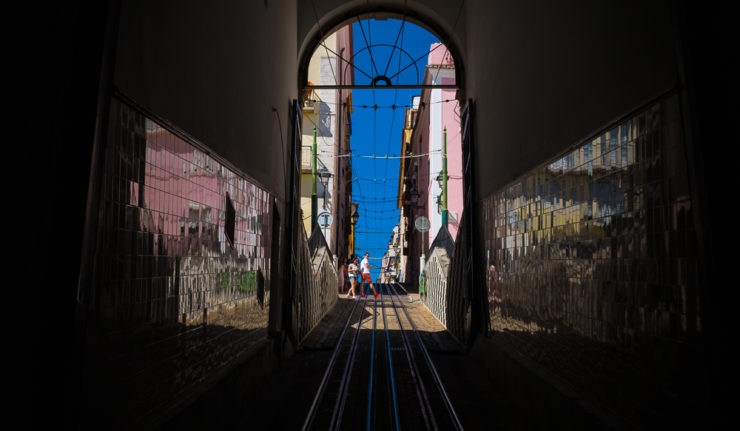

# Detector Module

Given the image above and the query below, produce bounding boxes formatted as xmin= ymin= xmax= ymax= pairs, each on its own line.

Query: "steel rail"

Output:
xmin=365 ymin=291 xmax=379 ymax=430
xmin=330 ymin=296 xmax=367 ymax=430
xmin=388 ymin=283 xmax=464 ymax=430
xmin=386 ymin=283 xmax=436 ymax=430
xmin=381 ymin=285 xmax=401 ymax=430
xmin=394 ymin=282 xmax=413 ymax=302
xmin=301 ymin=296 xmax=364 ymax=431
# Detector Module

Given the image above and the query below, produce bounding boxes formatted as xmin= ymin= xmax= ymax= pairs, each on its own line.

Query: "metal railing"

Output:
xmin=292 ymin=222 xmax=338 ymax=343
xmin=422 ymin=246 xmax=451 ymax=327
xmin=420 ymin=218 xmax=471 ymax=344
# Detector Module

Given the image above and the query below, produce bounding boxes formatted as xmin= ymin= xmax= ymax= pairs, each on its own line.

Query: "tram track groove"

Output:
xmin=381 ymin=285 xmax=401 ymax=430
xmin=387 ymin=283 xmax=464 ymax=430
xmin=330 ymin=296 xmax=368 ymax=430
xmin=385 ymin=284 xmax=436 ymax=431
xmin=303 ymin=283 xmax=463 ymax=430
xmin=302 ymin=296 xmax=365 ymax=431
xmin=366 ymin=292 xmax=379 ymax=430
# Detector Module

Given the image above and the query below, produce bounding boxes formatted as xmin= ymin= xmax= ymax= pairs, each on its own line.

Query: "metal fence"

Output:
xmin=420 ymin=218 xmax=471 ymax=345
xmin=291 ymin=222 xmax=338 ymax=343
xmin=422 ymin=246 xmax=450 ymax=326
xmin=286 ymin=100 xmax=338 ymax=346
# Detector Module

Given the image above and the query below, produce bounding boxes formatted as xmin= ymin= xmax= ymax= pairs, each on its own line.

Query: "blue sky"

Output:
xmin=348 ymin=18 xmax=440 ymax=280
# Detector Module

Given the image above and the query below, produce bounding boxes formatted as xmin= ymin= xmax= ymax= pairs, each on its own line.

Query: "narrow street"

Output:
xmin=226 ymin=286 xmax=526 ymax=430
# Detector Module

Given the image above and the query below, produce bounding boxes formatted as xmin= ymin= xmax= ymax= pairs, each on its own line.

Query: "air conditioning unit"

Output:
xmin=302 ymin=98 xmax=316 ymax=112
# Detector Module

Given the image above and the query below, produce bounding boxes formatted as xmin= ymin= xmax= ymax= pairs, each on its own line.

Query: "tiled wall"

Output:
xmin=82 ymin=97 xmax=274 ymax=427
xmin=482 ymin=93 xmax=707 ymax=426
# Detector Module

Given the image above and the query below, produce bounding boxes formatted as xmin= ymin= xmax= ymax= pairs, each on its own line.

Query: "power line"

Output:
xmin=381 ymin=18 xmax=406 ymax=224
xmin=334 ymin=150 xmax=441 ymax=159
xmin=354 ymin=176 xmax=399 ymax=182
xmin=360 ymin=207 xmax=399 ymax=212
xmin=354 ymin=199 xmax=398 ymax=204
xmin=305 ymin=98 xmax=458 ymax=110
xmin=355 ymin=231 xmax=398 ymax=234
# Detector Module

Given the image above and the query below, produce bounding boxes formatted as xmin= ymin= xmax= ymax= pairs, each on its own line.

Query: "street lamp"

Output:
xmin=435 ymin=173 xmax=444 ymax=187
xmin=350 ymin=203 xmax=359 ymax=257
xmin=318 ymin=167 xmax=332 ymax=209
xmin=351 ymin=206 xmax=359 ymax=226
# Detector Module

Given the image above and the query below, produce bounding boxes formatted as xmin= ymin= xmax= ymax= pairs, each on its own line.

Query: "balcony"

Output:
xmin=301 ymin=146 xmax=312 ymax=171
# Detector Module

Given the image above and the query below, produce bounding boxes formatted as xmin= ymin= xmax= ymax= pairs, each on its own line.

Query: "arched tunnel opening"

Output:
xmin=289 ymin=16 xmax=476 ymax=430
xmin=31 ymin=1 xmax=732 ymax=430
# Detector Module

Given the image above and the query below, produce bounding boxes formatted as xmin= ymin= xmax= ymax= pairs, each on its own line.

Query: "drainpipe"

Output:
xmin=335 ymin=47 xmax=345 ymax=261
xmin=312 ymin=126 xmax=317 ymax=232
xmin=442 ymin=126 xmax=448 ymax=227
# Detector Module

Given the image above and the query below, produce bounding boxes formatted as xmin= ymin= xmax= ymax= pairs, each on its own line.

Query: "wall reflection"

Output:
xmin=83 ymin=97 xmax=273 ymax=426
xmin=482 ymin=94 xmax=704 ymax=425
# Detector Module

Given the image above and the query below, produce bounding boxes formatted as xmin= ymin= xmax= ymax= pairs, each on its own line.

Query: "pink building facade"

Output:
xmin=400 ymin=44 xmax=461 ymax=286
xmin=417 ymin=44 xmax=463 ymax=247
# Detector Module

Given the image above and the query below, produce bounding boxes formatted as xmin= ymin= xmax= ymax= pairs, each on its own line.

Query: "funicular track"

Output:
xmin=302 ymin=284 xmax=463 ymax=431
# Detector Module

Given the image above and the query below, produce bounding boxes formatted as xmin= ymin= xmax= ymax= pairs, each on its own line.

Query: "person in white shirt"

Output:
xmin=360 ymin=252 xmax=380 ymax=297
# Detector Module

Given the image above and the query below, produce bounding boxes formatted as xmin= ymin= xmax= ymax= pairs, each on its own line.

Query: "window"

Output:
xmin=225 ymin=193 xmax=236 ymax=247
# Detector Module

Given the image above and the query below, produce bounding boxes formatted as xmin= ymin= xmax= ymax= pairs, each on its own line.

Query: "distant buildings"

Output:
xmin=396 ymin=43 xmax=462 ymax=287
xmin=397 ymin=96 xmax=420 ymax=283
xmin=300 ymin=25 xmax=354 ymax=267
xmin=380 ymin=224 xmax=402 ymax=283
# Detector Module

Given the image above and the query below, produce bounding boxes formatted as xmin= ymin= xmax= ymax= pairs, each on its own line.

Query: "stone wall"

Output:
xmin=79 ymin=97 xmax=274 ymax=428
xmin=481 ymin=93 xmax=708 ymax=428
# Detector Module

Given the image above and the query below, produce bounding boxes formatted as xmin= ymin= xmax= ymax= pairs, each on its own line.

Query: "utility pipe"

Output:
xmin=312 ymin=126 xmax=318 ymax=232
xmin=442 ymin=127 xmax=448 ymax=227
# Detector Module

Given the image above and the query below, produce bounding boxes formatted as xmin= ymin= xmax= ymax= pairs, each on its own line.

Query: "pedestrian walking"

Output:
xmin=347 ymin=256 xmax=359 ymax=299
xmin=360 ymin=252 xmax=380 ymax=297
